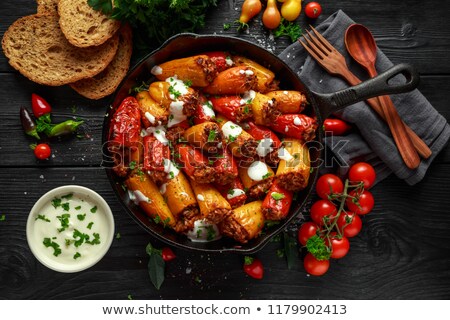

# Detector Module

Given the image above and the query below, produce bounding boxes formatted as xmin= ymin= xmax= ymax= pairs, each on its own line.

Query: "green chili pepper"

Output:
xmin=46 ymin=120 xmax=84 ymax=137
xmin=20 ymin=107 xmax=40 ymax=139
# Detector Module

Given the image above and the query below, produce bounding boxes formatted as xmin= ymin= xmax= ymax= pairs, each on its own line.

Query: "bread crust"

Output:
xmin=36 ymin=0 xmax=58 ymax=14
xmin=58 ymin=0 xmax=121 ymax=48
xmin=70 ymin=24 xmax=133 ymax=99
xmin=1 ymin=13 xmax=119 ymax=86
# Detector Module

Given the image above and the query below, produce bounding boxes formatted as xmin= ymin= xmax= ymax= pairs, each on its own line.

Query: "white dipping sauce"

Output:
xmin=247 ymin=161 xmax=270 ymax=181
xmin=186 ymin=220 xmax=221 ymax=242
xmin=201 ymin=102 xmax=216 ymax=118
xmin=165 ymin=76 xmax=189 ymax=98
xmin=29 ymin=193 xmax=110 ymax=268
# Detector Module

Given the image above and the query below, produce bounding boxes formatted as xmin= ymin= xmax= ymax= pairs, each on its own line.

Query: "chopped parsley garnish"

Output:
xmin=75 ymin=205 xmax=82 ymax=210
xmin=265 ymin=220 xmax=281 ymax=228
xmin=207 ymin=130 xmax=217 ymax=142
xmin=77 ymin=213 xmax=86 ymax=221
xmin=73 ymin=252 xmax=81 ymax=259
xmin=153 ymin=216 xmax=161 ymax=224
xmin=61 ymin=202 xmax=70 ymax=211
xmin=155 ymin=130 xmax=161 ymax=134
xmin=51 ymin=197 xmax=62 ymax=208
xmin=206 ymin=226 xmax=216 ymax=241
xmin=65 ymin=239 xmax=72 ymax=246
xmin=35 ymin=214 xmax=50 ymax=222
xmin=86 ymin=233 xmax=101 ymax=245
xmin=43 ymin=238 xmax=62 ymax=257
xmin=168 ymin=85 xmax=181 ymax=99
xmin=228 ymin=135 xmax=236 ymax=142
xmin=271 ymin=192 xmax=286 ymax=201
xmin=208 ymin=159 xmax=214 ymax=166
xmin=56 ymin=213 xmax=71 ymax=232
xmin=196 ymin=229 xmax=203 ymax=239
xmin=0 ymin=214 xmax=5 ymax=221
xmin=163 ymin=217 xmax=171 ymax=228
xmin=87 ymin=222 xmax=94 ymax=230
xmin=129 ymin=161 xmax=137 ymax=170
xmin=90 ymin=206 xmax=98 ymax=213
xmin=223 ymin=23 xmax=231 ymax=30
xmin=205 ymin=101 xmax=213 ymax=109
xmin=73 ymin=229 xmax=88 ymax=247
xmin=61 ymin=193 xmax=73 ymax=200
xmin=184 ymin=79 xmax=192 ymax=87
xmin=169 ymin=171 xmax=175 ymax=179
xmin=243 ymin=105 xmax=250 ymax=114
xmin=115 ymin=232 xmax=121 ymax=239
xmin=262 ymin=172 xmax=272 ymax=179
xmin=228 ymin=189 xmax=235 ymax=195
xmin=136 ymin=167 xmax=145 ymax=181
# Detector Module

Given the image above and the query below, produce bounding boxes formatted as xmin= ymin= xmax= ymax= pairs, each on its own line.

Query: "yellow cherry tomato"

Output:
xmin=281 ymin=0 xmax=302 ymax=21
xmin=239 ymin=0 xmax=263 ymax=24
xmin=262 ymin=0 xmax=282 ymax=29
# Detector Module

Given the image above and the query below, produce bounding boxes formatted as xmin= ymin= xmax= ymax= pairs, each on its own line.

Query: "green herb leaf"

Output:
xmin=223 ymin=23 xmax=231 ymax=30
xmin=0 ymin=214 xmax=5 ymax=221
xmin=43 ymin=237 xmax=62 ymax=256
xmin=87 ymin=222 xmax=94 ymax=230
xmin=61 ymin=202 xmax=70 ymax=211
xmin=115 ymin=232 xmax=121 ymax=239
xmin=129 ymin=161 xmax=137 ymax=170
xmin=90 ymin=206 xmax=97 ymax=213
xmin=51 ymin=197 xmax=62 ymax=208
xmin=61 ymin=193 xmax=73 ymax=200
xmin=283 ymin=232 xmax=299 ymax=270
xmin=73 ymin=252 xmax=81 ymax=259
xmin=244 ymin=256 xmax=254 ymax=265
xmin=75 ymin=206 xmax=82 ymax=210
xmin=36 ymin=214 xmax=50 ymax=222
xmin=274 ymin=18 xmax=303 ymax=43
xmin=207 ymin=130 xmax=216 ymax=142
xmin=271 ymin=192 xmax=285 ymax=201
xmin=77 ymin=214 xmax=86 ymax=221
xmin=146 ymin=242 xmax=165 ymax=290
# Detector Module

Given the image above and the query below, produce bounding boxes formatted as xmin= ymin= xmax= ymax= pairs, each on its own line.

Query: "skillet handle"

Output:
xmin=314 ymin=63 xmax=419 ymax=118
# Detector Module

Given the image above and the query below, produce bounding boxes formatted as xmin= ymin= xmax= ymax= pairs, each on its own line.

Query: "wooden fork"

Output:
xmin=299 ymin=26 xmax=431 ymax=160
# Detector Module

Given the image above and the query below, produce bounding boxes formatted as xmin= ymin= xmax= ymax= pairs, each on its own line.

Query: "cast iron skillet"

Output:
xmin=102 ymin=33 xmax=419 ymax=254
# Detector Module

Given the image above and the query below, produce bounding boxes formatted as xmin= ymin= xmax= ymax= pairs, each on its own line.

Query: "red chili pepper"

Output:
xmin=270 ymin=114 xmax=317 ymax=142
xmin=209 ymin=95 xmax=251 ymax=122
xmin=110 ymin=97 xmax=141 ymax=147
xmin=243 ymin=256 xmax=264 ymax=279
xmin=215 ymin=176 xmax=247 ymax=208
xmin=143 ymin=135 xmax=170 ymax=172
xmin=262 ymin=181 xmax=293 ymax=220
xmin=246 ymin=121 xmax=281 ymax=147
xmin=175 ymin=144 xmax=209 ymax=178
xmin=204 ymin=51 xmax=230 ymax=72
xmin=31 ymin=93 xmax=52 ymax=118
xmin=161 ymin=247 xmax=176 ymax=262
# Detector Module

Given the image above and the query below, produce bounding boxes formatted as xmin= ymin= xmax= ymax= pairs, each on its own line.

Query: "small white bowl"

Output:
xmin=26 ymin=185 xmax=115 ymax=273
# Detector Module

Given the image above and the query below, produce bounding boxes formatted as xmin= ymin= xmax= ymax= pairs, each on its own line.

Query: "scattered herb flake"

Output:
xmin=77 ymin=213 xmax=86 ymax=221
xmin=271 ymin=192 xmax=286 ymax=201
xmin=207 ymin=130 xmax=217 ymax=142
xmin=56 ymin=213 xmax=70 ymax=232
xmin=75 ymin=205 xmax=82 ymax=210
xmin=51 ymin=197 xmax=62 ymax=208
xmin=90 ymin=206 xmax=98 ymax=213
xmin=61 ymin=202 xmax=70 ymax=211
xmin=116 ymin=232 xmax=121 ymax=239
xmin=0 ymin=214 xmax=5 ymax=221
xmin=223 ymin=23 xmax=231 ymax=30
xmin=73 ymin=252 xmax=81 ymax=260
xmin=61 ymin=193 xmax=73 ymax=200
xmin=87 ymin=222 xmax=94 ymax=230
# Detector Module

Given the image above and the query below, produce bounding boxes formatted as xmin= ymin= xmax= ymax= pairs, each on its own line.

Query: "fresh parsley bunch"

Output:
xmin=88 ymin=0 xmax=218 ymax=54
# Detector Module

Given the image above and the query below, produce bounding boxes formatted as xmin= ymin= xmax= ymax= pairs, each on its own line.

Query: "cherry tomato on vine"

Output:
xmin=34 ymin=143 xmax=51 ymax=160
xmin=298 ymin=222 xmax=319 ymax=246
xmin=337 ymin=212 xmax=362 ymax=238
xmin=161 ymin=247 xmax=176 ymax=262
xmin=327 ymin=233 xmax=350 ymax=259
xmin=346 ymin=190 xmax=374 ymax=215
xmin=31 ymin=93 xmax=52 ymax=118
xmin=243 ymin=256 xmax=264 ymax=279
xmin=305 ymin=2 xmax=322 ymax=19
xmin=323 ymin=118 xmax=351 ymax=136
xmin=315 ymin=174 xmax=344 ymax=200
xmin=310 ymin=199 xmax=338 ymax=226
xmin=348 ymin=162 xmax=376 ymax=189
xmin=303 ymin=253 xmax=329 ymax=276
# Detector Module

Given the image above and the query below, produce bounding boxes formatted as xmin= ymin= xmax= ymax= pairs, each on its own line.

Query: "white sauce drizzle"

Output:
xmin=165 ymin=76 xmax=189 ymax=99
xmin=146 ymin=125 xmax=168 ymax=145
xmin=197 ymin=194 xmax=205 ymax=201
xmin=256 ymin=138 xmax=274 ymax=157
xmin=186 ymin=219 xmax=221 ymax=242
xmin=225 ymin=57 xmax=234 ymax=66
xmin=293 ymin=116 xmax=302 ymax=126
xmin=129 ymin=190 xmax=151 ymax=205
xmin=278 ymin=147 xmax=294 ymax=161
xmin=240 ymin=90 xmax=256 ymax=105
xmin=159 ymin=183 xmax=167 ymax=195
xmin=168 ymin=100 xmax=187 ymax=128
xmin=222 ymin=121 xmax=242 ymax=140
xmin=227 ymin=189 xmax=246 ymax=200
xmin=144 ymin=112 xmax=156 ymax=125
xmin=163 ymin=158 xmax=180 ymax=179
xmin=247 ymin=161 xmax=269 ymax=181
xmin=151 ymin=65 xmax=163 ymax=76
xmin=201 ymin=102 xmax=216 ymax=118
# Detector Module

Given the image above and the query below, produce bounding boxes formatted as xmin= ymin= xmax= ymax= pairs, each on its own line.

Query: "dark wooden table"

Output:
xmin=1 ymin=0 xmax=449 ymax=300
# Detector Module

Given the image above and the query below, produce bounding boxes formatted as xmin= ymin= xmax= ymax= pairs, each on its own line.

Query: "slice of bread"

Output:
xmin=36 ymin=0 xmax=58 ymax=14
xmin=2 ymin=13 xmax=119 ymax=86
xmin=70 ymin=24 xmax=133 ymax=100
xmin=58 ymin=0 xmax=120 ymax=48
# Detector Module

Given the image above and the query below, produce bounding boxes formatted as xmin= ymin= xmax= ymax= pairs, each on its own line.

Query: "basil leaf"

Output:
xmin=283 ymin=232 xmax=299 ymax=270
xmin=148 ymin=253 xmax=165 ymax=290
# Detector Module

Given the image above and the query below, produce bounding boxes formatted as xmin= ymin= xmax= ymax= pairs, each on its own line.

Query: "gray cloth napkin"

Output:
xmin=278 ymin=10 xmax=450 ymax=185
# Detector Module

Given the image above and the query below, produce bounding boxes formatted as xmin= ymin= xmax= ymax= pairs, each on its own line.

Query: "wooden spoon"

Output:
xmin=345 ymin=24 xmax=420 ymax=170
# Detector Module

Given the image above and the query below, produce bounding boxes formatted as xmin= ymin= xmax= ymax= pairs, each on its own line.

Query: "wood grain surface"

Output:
xmin=0 ymin=0 xmax=449 ymax=300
